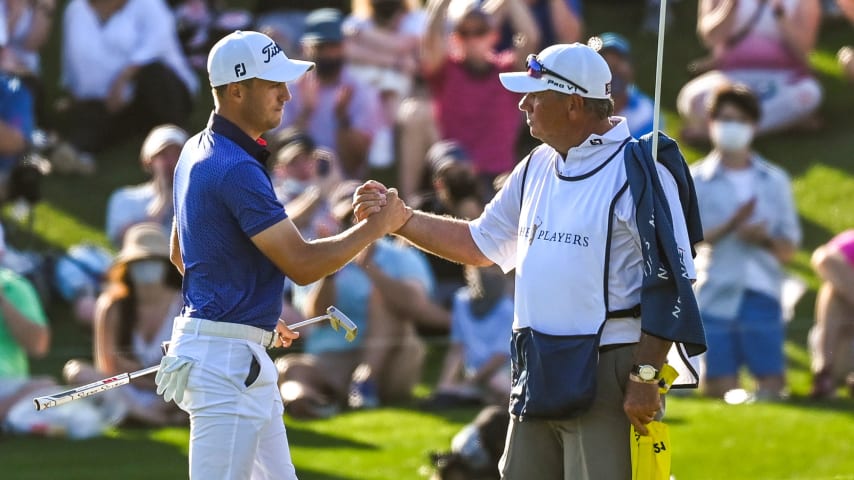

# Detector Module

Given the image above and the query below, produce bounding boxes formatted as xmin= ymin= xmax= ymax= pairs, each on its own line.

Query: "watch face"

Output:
xmin=638 ymin=365 xmax=657 ymax=381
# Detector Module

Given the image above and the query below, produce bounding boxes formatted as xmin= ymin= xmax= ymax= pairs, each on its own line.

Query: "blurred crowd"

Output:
xmin=1 ymin=0 xmax=853 ymax=476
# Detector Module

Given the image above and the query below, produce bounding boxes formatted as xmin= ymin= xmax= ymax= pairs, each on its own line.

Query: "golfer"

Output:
xmin=355 ymin=43 xmax=706 ymax=479
xmin=157 ymin=31 xmax=410 ymax=480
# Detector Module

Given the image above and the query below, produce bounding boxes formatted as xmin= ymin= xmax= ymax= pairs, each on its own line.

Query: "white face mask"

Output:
xmin=710 ymin=121 xmax=754 ymax=153
xmin=129 ymin=260 xmax=166 ymax=285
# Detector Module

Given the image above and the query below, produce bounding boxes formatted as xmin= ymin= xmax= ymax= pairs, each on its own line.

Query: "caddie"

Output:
xmin=157 ymin=30 xmax=410 ymax=480
xmin=354 ymin=43 xmax=707 ymax=479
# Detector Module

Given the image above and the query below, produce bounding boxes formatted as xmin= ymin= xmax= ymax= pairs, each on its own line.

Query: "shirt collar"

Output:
xmin=207 ymin=113 xmax=271 ymax=166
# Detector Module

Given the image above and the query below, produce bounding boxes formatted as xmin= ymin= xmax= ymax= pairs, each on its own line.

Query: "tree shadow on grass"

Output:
xmin=0 ymin=433 xmax=187 ymax=480
xmin=287 ymin=421 xmax=378 ymax=451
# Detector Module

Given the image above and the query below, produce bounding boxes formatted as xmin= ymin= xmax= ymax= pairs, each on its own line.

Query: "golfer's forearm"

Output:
xmin=293 ymin=221 xmax=386 ymax=285
xmin=633 ymin=333 xmax=672 ymax=370
xmin=396 ymin=211 xmax=492 ymax=267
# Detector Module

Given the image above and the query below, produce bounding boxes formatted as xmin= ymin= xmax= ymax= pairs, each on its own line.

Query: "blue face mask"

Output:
xmin=129 ymin=260 xmax=166 ymax=285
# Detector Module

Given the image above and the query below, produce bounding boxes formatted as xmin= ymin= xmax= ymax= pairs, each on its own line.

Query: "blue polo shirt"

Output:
xmin=173 ymin=113 xmax=288 ymax=330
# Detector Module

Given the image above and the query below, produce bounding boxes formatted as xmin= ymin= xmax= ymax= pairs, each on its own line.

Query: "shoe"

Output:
xmin=347 ymin=378 xmax=380 ymax=410
xmin=809 ymin=370 xmax=835 ymax=400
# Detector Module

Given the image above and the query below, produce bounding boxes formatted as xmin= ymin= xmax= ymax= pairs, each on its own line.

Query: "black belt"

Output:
xmin=606 ymin=304 xmax=641 ymax=319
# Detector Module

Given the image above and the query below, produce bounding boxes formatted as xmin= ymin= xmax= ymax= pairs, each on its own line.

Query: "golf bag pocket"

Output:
xmin=509 ymin=327 xmax=600 ymax=420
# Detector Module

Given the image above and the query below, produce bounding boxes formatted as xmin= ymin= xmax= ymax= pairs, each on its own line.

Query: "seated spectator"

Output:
xmin=495 ymin=0 xmax=583 ymax=51
xmin=1 ymin=0 xmax=55 ymax=121
xmin=281 ymin=8 xmax=384 ymax=179
xmin=412 ymin=140 xmax=483 ymax=306
xmin=401 ymin=0 xmax=538 ymax=201
xmin=277 ymin=182 xmax=444 ymax=418
xmin=677 ymin=0 xmax=822 ymax=141
xmin=429 ymin=265 xmax=513 ymax=408
xmin=0 ymin=225 xmax=116 ymax=438
xmin=63 ymin=223 xmax=186 ymax=426
xmin=589 ymin=32 xmax=660 ymax=138
xmin=808 ymin=230 xmax=854 ymax=399
xmin=58 ymin=0 xmax=197 ymax=155
xmin=268 ymin=128 xmax=343 ymax=236
xmin=105 ymin=124 xmax=187 ymax=248
xmin=0 ymin=72 xmax=32 ymax=202
xmin=691 ymin=84 xmax=801 ymax=401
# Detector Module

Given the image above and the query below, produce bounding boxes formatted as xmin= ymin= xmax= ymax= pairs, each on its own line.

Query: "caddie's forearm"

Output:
xmin=633 ymin=333 xmax=672 ymax=370
xmin=395 ymin=210 xmax=492 ymax=267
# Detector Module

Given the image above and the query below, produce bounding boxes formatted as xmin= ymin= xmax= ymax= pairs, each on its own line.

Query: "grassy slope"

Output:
xmin=2 ymin=2 xmax=854 ymax=479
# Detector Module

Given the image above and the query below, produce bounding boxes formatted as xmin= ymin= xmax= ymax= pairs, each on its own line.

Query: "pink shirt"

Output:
xmin=427 ymin=53 xmax=522 ymax=175
xmin=828 ymin=230 xmax=854 ymax=266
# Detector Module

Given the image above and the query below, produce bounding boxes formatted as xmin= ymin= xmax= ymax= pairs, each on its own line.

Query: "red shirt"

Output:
xmin=427 ymin=53 xmax=523 ymax=176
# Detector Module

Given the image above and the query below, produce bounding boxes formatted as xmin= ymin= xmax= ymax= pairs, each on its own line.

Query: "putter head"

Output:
xmin=326 ymin=306 xmax=358 ymax=342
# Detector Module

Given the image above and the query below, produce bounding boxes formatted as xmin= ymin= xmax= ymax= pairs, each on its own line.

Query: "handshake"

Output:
xmin=352 ymin=180 xmax=413 ymax=235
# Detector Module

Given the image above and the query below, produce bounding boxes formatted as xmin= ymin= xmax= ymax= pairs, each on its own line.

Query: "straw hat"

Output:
xmin=114 ymin=223 xmax=170 ymax=266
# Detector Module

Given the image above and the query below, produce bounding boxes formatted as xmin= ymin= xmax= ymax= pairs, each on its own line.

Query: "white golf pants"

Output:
xmin=169 ymin=321 xmax=297 ymax=480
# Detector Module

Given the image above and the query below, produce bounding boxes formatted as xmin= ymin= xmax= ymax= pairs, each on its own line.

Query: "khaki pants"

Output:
xmin=499 ymin=344 xmax=636 ymax=480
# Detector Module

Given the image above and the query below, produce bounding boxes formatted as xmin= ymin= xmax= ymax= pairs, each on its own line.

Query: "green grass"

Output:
xmin=3 ymin=2 xmax=854 ymax=479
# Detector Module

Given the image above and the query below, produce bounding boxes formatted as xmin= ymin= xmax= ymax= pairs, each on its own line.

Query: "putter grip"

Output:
xmin=32 ymin=373 xmax=132 ymax=411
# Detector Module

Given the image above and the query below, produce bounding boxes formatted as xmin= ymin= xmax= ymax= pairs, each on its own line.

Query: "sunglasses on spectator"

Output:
xmin=526 ymin=54 xmax=588 ymax=94
xmin=456 ymin=25 xmax=491 ymax=38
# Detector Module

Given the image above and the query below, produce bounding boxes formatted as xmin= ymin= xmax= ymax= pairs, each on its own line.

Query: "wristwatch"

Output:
xmin=630 ymin=364 xmax=660 ymax=383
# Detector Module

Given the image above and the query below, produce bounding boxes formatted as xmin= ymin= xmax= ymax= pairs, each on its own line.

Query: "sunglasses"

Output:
xmin=526 ymin=54 xmax=588 ymax=94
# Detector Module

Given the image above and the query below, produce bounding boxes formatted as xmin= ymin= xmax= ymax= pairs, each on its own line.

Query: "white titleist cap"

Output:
xmin=208 ymin=30 xmax=314 ymax=87
xmin=499 ymin=43 xmax=612 ymax=99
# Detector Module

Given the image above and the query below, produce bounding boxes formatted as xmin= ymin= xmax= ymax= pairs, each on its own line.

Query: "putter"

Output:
xmin=284 ymin=306 xmax=358 ymax=342
xmin=33 ymin=306 xmax=357 ymax=411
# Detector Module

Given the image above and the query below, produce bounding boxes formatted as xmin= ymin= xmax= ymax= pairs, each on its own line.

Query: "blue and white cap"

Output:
xmin=499 ymin=43 xmax=612 ymax=100
xmin=208 ymin=30 xmax=314 ymax=87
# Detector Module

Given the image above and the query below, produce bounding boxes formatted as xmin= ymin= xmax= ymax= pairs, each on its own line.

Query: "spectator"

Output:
xmin=1 ymin=0 xmax=55 ymax=121
xmin=254 ymin=0 xmax=350 ymax=59
xmin=430 ymin=264 xmax=513 ymax=408
xmin=63 ymin=223 xmax=187 ymax=426
xmin=277 ymin=181 xmax=441 ymax=418
xmin=281 ymin=8 xmax=384 ymax=179
xmin=105 ymin=124 xmax=188 ymax=248
xmin=808 ymin=230 xmax=854 ymax=399
xmin=403 ymin=0 xmax=538 ymax=201
xmin=413 ymin=140 xmax=483 ymax=306
xmin=0 ymin=72 xmax=32 ymax=202
xmin=344 ymin=0 xmax=427 ymax=170
xmin=589 ymin=32 xmax=660 ymax=138
xmin=677 ymin=0 xmax=822 ymax=141
xmin=0 ymin=224 xmax=116 ymax=438
xmin=691 ymin=84 xmax=801 ymax=401
xmin=59 ymin=0 xmax=197 ymax=155
xmin=268 ymin=128 xmax=342 ymax=239
xmin=495 ymin=0 xmax=584 ymax=51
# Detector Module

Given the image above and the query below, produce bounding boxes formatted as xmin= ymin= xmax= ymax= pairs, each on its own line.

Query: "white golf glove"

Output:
xmin=155 ymin=355 xmax=195 ymax=404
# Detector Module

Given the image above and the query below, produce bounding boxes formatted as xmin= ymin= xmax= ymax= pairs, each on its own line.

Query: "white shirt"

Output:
xmin=105 ymin=183 xmax=170 ymax=247
xmin=469 ymin=117 xmax=696 ymax=345
xmin=61 ymin=0 xmax=197 ymax=99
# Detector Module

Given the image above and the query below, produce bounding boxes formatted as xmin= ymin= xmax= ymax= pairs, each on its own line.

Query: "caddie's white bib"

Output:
xmin=515 ymin=138 xmax=632 ymax=336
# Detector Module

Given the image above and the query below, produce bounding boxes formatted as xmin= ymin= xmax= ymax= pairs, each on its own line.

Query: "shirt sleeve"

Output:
xmin=128 ymin=0 xmax=177 ymax=66
xmin=468 ymin=158 xmax=526 ymax=273
xmin=4 ymin=273 xmax=48 ymax=327
xmin=656 ymin=163 xmax=697 ymax=280
xmin=219 ymin=160 xmax=288 ymax=237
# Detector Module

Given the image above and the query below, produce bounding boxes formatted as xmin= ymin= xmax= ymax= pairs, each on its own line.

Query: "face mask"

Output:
xmin=710 ymin=121 xmax=754 ymax=153
xmin=314 ymin=57 xmax=344 ymax=79
xmin=129 ymin=260 xmax=166 ymax=285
